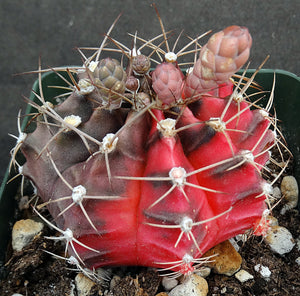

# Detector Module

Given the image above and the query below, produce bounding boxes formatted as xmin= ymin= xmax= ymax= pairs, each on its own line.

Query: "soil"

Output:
xmin=0 ymin=153 xmax=299 ymax=295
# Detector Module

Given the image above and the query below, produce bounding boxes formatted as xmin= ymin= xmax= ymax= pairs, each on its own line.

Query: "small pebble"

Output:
xmin=110 ymin=275 xmax=121 ymax=290
xmin=204 ymin=240 xmax=242 ymax=276
xmin=75 ymin=273 xmax=96 ymax=296
xmin=280 ymin=176 xmax=299 ymax=214
xmin=169 ymin=274 xmax=208 ymax=296
xmin=295 ymin=257 xmax=300 ymax=265
xmin=272 ymin=186 xmax=281 ymax=199
xmin=162 ymin=276 xmax=178 ymax=291
xmin=220 ymin=287 xmax=227 ymax=294
xmin=265 ymin=225 xmax=295 ymax=255
xmin=195 ymin=267 xmax=211 ymax=278
xmin=296 ymin=237 xmax=300 ymax=250
xmin=266 ymin=215 xmax=278 ymax=227
xmin=254 ymin=264 xmax=271 ymax=279
xmin=12 ymin=219 xmax=44 ymax=252
xmin=235 ymin=269 xmax=254 ymax=283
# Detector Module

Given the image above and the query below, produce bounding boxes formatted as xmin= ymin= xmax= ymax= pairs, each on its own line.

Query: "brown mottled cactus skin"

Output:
xmin=17 ymin=24 xmax=277 ymax=276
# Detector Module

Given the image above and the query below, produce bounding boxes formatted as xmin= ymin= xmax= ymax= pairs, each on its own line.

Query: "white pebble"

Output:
xmin=235 ymin=269 xmax=254 ymax=283
xmin=12 ymin=219 xmax=44 ymax=252
xmin=265 ymin=226 xmax=295 ymax=255
xmin=169 ymin=274 xmax=208 ymax=296
xmin=220 ymin=287 xmax=227 ymax=294
xmin=254 ymin=264 xmax=271 ymax=279
xmin=295 ymin=257 xmax=300 ymax=265
xmin=162 ymin=276 xmax=178 ymax=291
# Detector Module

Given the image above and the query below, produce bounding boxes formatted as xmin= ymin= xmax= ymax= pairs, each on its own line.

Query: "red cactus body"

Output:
xmin=17 ymin=24 xmax=276 ymax=276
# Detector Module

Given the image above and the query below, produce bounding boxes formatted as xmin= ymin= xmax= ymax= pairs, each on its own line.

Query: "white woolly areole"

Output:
xmin=67 ymin=256 xmax=79 ymax=266
xmin=182 ymin=253 xmax=193 ymax=264
xmin=77 ymin=78 xmax=95 ymax=95
xmin=180 ymin=216 xmax=193 ymax=233
xmin=17 ymin=132 xmax=27 ymax=144
xmin=262 ymin=209 xmax=271 ymax=217
xmin=129 ymin=48 xmax=141 ymax=57
xmin=64 ymin=228 xmax=74 ymax=240
xmin=100 ymin=133 xmax=118 ymax=153
xmin=63 ymin=115 xmax=82 ymax=131
xmin=18 ymin=165 xmax=23 ymax=175
xmin=157 ymin=118 xmax=176 ymax=137
xmin=259 ymin=109 xmax=269 ymax=118
xmin=206 ymin=117 xmax=226 ymax=132
xmin=169 ymin=167 xmax=187 ymax=187
xmin=240 ymin=149 xmax=254 ymax=162
xmin=72 ymin=185 xmax=87 ymax=204
xmin=262 ymin=182 xmax=273 ymax=196
xmin=233 ymin=92 xmax=244 ymax=103
xmin=88 ymin=61 xmax=99 ymax=72
xmin=165 ymin=52 xmax=177 ymax=63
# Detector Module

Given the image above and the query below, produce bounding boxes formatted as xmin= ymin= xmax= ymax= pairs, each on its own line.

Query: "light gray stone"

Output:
xmin=265 ymin=225 xmax=295 ymax=255
xmin=162 ymin=276 xmax=178 ymax=291
xmin=169 ymin=274 xmax=208 ymax=296
xmin=195 ymin=267 xmax=211 ymax=278
xmin=12 ymin=219 xmax=44 ymax=252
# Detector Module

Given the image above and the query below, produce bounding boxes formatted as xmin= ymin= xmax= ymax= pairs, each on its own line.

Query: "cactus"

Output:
xmin=10 ymin=11 xmax=288 ymax=279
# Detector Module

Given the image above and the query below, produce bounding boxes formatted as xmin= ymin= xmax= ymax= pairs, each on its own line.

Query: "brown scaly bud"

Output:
xmin=152 ymin=62 xmax=184 ymax=106
xmin=132 ymin=54 xmax=151 ymax=75
xmin=183 ymin=26 xmax=252 ymax=99
xmin=78 ymin=58 xmax=127 ymax=109
xmin=125 ymin=75 xmax=140 ymax=93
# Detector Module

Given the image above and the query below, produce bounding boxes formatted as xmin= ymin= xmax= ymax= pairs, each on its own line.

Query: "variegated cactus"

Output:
xmin=10 ymin=12 xmax=286 ymax=280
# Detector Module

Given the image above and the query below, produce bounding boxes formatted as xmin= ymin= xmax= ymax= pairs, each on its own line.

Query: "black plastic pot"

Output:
xmin=0 ymin=69 xmax=299 ymax=266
